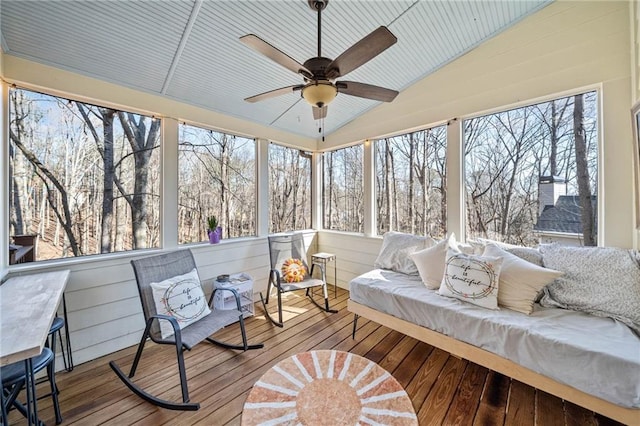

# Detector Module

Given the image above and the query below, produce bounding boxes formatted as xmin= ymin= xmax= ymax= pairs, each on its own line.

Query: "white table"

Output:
xmin=212 ymin=273 xmax=255 ymax=321
xmin=311 ymin=252 xmax=337 ymax=298
xmin=1 ymin=270 xmax=70 ymax=425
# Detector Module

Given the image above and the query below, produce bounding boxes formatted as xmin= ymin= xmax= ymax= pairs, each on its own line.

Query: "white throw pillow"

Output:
xmin=151 ymin=268 xmax=211 ymax=339
xmin=374 ymin=231 xmax=435 ymax=275
xmin=483 ymin=244 xmax=563 ymax=314
xmin=438 ymin=249 xmax=503 ymax=310
xmin=410 ymin=234 xmax=458 ymax=289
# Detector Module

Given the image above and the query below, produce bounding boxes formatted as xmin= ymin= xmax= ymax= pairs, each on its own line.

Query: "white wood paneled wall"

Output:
xmin=316 ymin=231 xmax=382 ymax=290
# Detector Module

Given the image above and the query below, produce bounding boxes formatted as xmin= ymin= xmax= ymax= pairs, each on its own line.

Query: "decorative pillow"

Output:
xmin=483 ymin=244 xmax=563 ymax=314
xmin=438 ymin=249 xmax=503 ymax=310
xmin=150 ymin=268 xmax=211 ymax=339
xmin=374 ymin=231 xmax=435 ymax=275
xmin=506 ymin=246 xmax=544 ymax=267
xmin=476 ymin=237 xmax=518 ymax=249
xmin=457 ymin=240 xmax=483 ymax=255
xmin=410 ymin=234 xmax=458 ymax=289
xmin=539 ymin=244 xmax=640 ymax=334
xmin=281 ymin=258 xmax=306 ymax=283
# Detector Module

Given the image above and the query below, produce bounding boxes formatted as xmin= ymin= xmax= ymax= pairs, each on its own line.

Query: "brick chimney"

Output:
xmin=538 ymin=176 xmax=566 ymax=216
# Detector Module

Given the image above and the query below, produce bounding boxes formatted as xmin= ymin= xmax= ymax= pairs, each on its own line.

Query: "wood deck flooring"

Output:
xmin=18 ymin=288 xmax=625 ymax=426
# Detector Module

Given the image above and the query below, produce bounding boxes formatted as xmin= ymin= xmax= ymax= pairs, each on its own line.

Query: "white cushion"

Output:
xmin=438 ymin=249 xmax=503 ymax=310
xmin=374 ymin=231 xmax=434 ymax=275
xmin=410 ymin=234 xmax=458 ymax=289
xmin=483 ymin=244 xmax=563 ymax=314
xmin=151 ymin=268 xmax=211 ymax=339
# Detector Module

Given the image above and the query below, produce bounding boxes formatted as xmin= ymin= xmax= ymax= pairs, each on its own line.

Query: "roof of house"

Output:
xmin=533 ymin=195 xmax=596 ymax=234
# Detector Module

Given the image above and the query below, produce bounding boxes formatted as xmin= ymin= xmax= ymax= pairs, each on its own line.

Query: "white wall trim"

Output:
xmin=363 ymin=139 xmax=375 ymax=237
xmin=256 ymin=138 xmax=269 ymax=237
xmin=446 ymin=119 xmax=464 ymax=241
xmin=1 ymin=83 xmax=8 ymax=280
xmin=161 ymin=118 xmax=179 ymax=248
xmin=311 ymin=150 xmax=322 ymax=231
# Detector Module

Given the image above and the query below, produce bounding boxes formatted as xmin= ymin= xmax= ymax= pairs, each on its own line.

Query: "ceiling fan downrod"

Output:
xmin=309 ymin=0 xmax=328 ymax=58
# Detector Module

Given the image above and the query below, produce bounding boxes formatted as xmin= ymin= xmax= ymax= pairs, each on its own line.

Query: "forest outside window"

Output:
xmin=464 ymin=91 xmax=598 ymax=247
xmin=375 ymin=126 xmax=447 ymax=238
xmin=268 ymin=143 xmax=311 ymax=233
xmin=178 ymin=124 xmax=256 ymax=243
xmin=8 ymin=87 xmax=161 ymax=262
xmin=323 ymin=145 xmax=364 ymax=233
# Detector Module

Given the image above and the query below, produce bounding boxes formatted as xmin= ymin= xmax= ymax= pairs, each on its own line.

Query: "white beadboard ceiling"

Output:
xmin=1 ymin=0 xmax=551 ymax=140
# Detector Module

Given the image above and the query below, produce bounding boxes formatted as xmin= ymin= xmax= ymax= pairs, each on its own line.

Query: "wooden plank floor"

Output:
xmin=17 ymin=288 xmax=626 ymax=426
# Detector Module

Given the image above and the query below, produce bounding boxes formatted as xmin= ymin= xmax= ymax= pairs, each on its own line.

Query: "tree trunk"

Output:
xmin=118 ymin=112 xmax=160 ymax=249
xmin=550 ymin=101 xmax=558 ymax=176
xmin=385 ymin=140 xmax=394 ymax=231
xmin=573 ymin=94 xmax=595 ymax=246
xmin=408 ymin=133 xmax=415 ymax=234
xmin=101 ymin=110 xmax=116 ymax=253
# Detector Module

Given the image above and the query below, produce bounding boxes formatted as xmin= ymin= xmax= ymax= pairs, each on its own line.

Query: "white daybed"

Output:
xmin=348 ymin=269 xmax=640 ymax=425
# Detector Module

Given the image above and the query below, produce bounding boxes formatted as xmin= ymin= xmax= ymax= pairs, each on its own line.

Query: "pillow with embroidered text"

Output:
xmin=151 ymin=268 xmax=211 ymax=339
xmin=438 ymin=249 xmax=503 ymax=310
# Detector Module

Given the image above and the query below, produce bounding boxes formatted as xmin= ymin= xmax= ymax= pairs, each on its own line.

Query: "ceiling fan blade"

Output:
xmin=313 ymin=105 xmax=327 ymax=120
xmin=245 ymin=85 xmax=304 ymax=103
xmin=240 ymin=34 xmax=312 ymax=78
xmin=336 ymin=81 xmax=398 ymax=102
xmin=326 ymin=27 xmax=397 ymax=79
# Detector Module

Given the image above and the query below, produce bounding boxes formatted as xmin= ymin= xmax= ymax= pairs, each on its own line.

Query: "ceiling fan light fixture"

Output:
xmin=302 ymin=81 xmax=337 ymax=108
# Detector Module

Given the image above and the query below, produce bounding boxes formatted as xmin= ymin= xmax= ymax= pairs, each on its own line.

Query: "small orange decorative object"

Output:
xmin=282 ymin=258 xmax=306 ymax=283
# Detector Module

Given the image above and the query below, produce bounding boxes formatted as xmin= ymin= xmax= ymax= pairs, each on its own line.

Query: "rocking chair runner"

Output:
xmin=109 ymin=249 xmax=263 ymax=411
xmin=261 ymin=233 xmax=337 ymax=327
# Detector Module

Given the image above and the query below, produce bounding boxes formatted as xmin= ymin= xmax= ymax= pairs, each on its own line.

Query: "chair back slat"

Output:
xmin=268 ymin=233 xmax=311 ymax=274
xmin=130 ymin=249 xmax=199 ymax=341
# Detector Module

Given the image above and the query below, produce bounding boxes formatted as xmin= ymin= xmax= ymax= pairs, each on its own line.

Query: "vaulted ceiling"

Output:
xmin=1 ymin=0 xmax=551 ymax=139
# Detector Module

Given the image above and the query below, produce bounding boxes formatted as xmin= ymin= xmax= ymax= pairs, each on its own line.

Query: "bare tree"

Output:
xmin=76 ymin=104 xmax=116 ymax=253
xmin=573 ymin=94 xmax=596 ymax=246
xmin=118 ymin=112 xmax=161 ymax=249
xmin=9 ymin=125 xmax=81 ymax=256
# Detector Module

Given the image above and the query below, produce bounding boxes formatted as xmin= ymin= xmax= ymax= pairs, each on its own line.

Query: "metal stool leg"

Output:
xmin=61 ymin=295 xmax=74 ymax=372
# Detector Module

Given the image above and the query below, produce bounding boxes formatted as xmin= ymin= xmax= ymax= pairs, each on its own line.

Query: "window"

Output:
xmin=8 ymin=88 xmax=160 ymax=261
xmin=268 ymin=143 xmax=311 ymax=233
xmin=375 ymin=126 xmax=447 ymax=238
xmin=464 ymin=91 xmax=598 ymax=246
xmin=178 ymin=124 xmax=256 ymax=243
xmin=323 ymin=146 xmax=364 ymax=233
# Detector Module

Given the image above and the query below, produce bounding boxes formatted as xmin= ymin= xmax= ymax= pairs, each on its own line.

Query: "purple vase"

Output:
xmin=208 ymin=229 xmax=220 ymax=244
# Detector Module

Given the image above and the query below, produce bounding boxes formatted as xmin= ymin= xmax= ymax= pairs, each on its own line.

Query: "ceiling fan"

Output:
xmin=240 ymin=0 xmax=399 ymax=121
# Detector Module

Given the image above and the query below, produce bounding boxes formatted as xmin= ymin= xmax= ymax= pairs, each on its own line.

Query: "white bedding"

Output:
xmin=349 ymin=269 xmax=640 ymax=409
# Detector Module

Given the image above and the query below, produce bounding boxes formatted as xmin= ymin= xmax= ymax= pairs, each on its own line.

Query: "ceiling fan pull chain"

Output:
xmin=319 ymin=116 xmax=325 ymax=142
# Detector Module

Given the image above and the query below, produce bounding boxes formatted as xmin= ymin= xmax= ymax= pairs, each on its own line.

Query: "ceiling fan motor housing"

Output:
xmin=302 ymin=57 xmax=333 ymax=80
